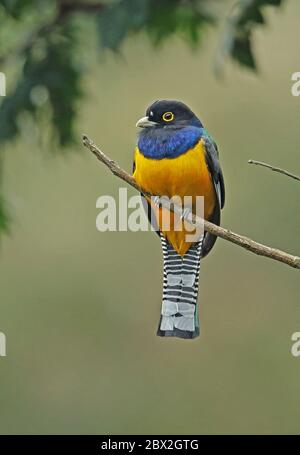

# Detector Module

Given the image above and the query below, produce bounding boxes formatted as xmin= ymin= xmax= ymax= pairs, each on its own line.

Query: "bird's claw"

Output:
xmin=152 ymin=196 xmax=161 ymax=207
xmin=180 ymin=207 xmax=192 ymax=221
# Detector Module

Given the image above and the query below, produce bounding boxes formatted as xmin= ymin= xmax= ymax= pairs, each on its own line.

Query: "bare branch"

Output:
xmin=83 ymin=135 xmax=300 ymax=270
xmin=248 ymin=159 xmax=300 ymax=182
xmin=59 ymin=1 xmax=105 ymax=15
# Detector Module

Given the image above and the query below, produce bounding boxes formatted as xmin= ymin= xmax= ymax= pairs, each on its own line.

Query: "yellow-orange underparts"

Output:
xmin=133 ymin=138 xmax=216 ymax=256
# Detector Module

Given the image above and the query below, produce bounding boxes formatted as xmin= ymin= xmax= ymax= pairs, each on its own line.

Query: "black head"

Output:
xmin=136 ymin=99 xmax=202 ymax=129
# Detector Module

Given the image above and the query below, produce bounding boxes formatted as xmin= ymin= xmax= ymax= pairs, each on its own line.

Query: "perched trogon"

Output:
xmin=133 ymin=100 xmax=225 ymax=339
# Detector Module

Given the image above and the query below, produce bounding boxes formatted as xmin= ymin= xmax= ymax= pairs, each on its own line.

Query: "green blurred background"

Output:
xmin=0 ymin=0 xmax=300 ymax=435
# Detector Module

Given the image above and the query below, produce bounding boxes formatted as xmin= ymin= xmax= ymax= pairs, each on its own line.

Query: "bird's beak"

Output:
xmin=136 ymin=116 xmax=157 ymax=128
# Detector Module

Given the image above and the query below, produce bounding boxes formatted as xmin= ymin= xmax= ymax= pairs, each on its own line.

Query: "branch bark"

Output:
xmin=82 ymin=135 xmax=300 ymax=270
xmin=248 ymin=159 xmax=300 ymax=182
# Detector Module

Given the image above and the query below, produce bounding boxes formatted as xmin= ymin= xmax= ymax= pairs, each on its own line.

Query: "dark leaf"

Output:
xmin=220 ymin=0 xmax=286 ymax=70
xmin=232 ymin=31 xmax=256 ymax=70
xmin=0 ymin=23 xmax=82 ymax=146
xmin=97 ymin=0 xmax=213 ymax=51
xmin=97 ymin=0 xmax=149 ymax=51
xmin=0 ymin=191 xmax=10 ymax=234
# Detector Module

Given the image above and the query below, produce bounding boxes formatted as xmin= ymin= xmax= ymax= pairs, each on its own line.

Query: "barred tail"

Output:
xmin=157 ymin=234 xmax=203 ymax=339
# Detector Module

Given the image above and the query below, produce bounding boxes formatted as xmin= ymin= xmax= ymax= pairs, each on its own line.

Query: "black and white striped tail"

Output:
xmin=157 ymin=234 xmax=204 ymax=339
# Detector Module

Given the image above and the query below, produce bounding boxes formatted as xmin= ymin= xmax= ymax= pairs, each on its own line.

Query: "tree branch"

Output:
xmin=59 ymin=1 xmax=106 ymax=15
xmin=82 ymin=135 xmax=300 ymax=270
xmin=248 ymin=159 xmax=300 ymax=182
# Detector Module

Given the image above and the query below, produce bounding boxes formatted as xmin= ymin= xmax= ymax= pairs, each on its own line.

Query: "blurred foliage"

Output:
xmin=0 ymin=0 xmax=287 ymax=233
xmin=223 ymin=0 xmax=285 ymax=70
xmin=0 ymin=194 xmax=10 ymax=234
xmin=0 ymin=0 xmax=286 ymax=145
xmin=97 ymin=0 xmax=214 ymax=50
xmin=0 ymin=154 xmax=9 ymax=234
xmin=0 ymin=25 xmax=82 ymax=145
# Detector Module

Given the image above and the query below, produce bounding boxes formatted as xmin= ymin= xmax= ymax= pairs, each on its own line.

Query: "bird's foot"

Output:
xmin=152 ymin=195 xmax=161 ymax=207
xmin=180 ymin=207 xmax=192 ymax=221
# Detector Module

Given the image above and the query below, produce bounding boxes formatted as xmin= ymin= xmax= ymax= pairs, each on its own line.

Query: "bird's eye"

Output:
xmin=162 ymin=111 xmax=174 ymax=122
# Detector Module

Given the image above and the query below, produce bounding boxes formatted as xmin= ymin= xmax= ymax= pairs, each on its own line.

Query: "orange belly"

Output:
xmin=133 ymin=138 xmax=216 ymax=255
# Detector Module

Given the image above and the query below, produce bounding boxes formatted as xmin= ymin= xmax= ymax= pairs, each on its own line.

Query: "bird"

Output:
xmin=133 ymin=100 xmax=225 ymax=339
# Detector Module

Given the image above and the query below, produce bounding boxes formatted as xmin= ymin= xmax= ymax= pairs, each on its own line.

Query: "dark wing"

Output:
xmin=202 ymin=135 xmax=225 ymax=258
xmin=204 ymin=136 xmax=225 ymax=209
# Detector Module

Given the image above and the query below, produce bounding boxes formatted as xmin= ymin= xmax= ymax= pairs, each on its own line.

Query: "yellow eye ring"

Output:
xmin=162 ymin=111 xmax=174 ymax=122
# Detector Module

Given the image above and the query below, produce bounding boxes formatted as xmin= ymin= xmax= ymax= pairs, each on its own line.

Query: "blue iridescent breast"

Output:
xmin=138 ymin=126 xmax=204 ymax=160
